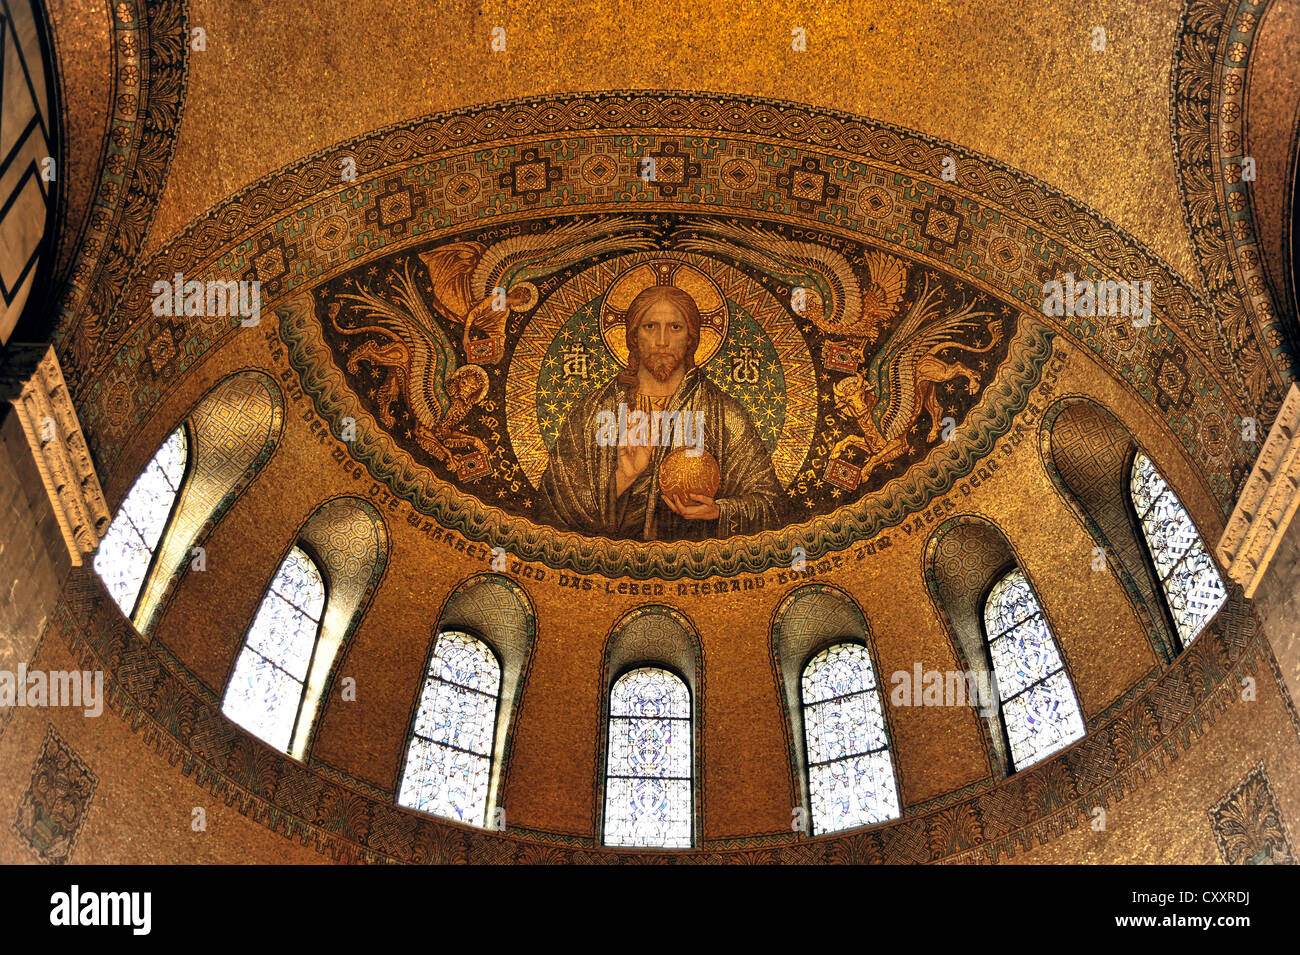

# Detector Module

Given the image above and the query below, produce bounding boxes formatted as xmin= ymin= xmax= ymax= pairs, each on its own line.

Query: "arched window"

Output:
xmin=603 ymin=667 xmax=692 ymax=848
xmin=1130 ymin=451 xmax=1227 ymax=648
xmin=93 ymin=426 xmax=187 ymax=619
xmin=221 ymin=546 xmax=326 ymax=754
xmin=397 ymin=631 xmax=501 ymax=827
xmin=801 ymin=643 xmax=900 ymax=834
xmin=983 ymin=569 xmax=1085 ymax=771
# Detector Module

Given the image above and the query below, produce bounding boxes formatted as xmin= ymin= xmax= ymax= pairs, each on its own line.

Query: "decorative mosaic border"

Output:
xmin=73 ymin=91 xmax=1255 ymax=520
xmin=52 ymin=565 xmax=1271 ymax=863
xmin=54 ymin=0 xmax=189 ymax=389
xmin=1171 ymin=0 xmax=1292 ymax=429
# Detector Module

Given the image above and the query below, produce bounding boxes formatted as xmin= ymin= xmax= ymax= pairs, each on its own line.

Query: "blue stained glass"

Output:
xmin=801 ymin=643 xmax=900 ymax=834
xmin=1002 ymin=672 xmax=1085 ymax=761
xmin=604 ymin=668 xmax=692 ymax=848
xmin=93 ymin=427 xmax=187 ymax=618
xmin=1130 ymin=452 xmax=1227 ymax=647
xmin=988 ymin=615 xmax=1063 ymax=698
xmin=809 ymin=751 xmax=900 ymax=831
xmin=984 ymin=569 xmax=1084 ymax=770
xmin=222 ymin=546 xmax=325 ymax=754
xmin=398 ymin=632 xmax=500 ymax=827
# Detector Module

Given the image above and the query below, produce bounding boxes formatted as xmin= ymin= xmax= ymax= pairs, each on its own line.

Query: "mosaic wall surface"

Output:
xmin=1040 ymin=398 xmax=1181 ymax=664
xmin=136 ymin=369 xmax=283 ymax=634
xmin=41 ymin=0 xmax=1293 ymax=515
xmin=278 ymin=213 xmax=1043 ymax=576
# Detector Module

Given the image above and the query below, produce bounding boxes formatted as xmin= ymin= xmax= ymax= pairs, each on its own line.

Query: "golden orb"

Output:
xmin=659 ymin=448 xmax=721 ymax=501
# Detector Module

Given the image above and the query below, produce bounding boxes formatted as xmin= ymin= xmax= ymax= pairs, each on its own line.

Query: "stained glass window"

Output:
xmin=801 ymin=643 xmax=900 ymax=834
xmin=603 ymin=668 xmax=692 ymax=848
xmin=397 ymin=631 xmax=501 ymax=827
xmin=983 ymin=569 xmax=1085 ymax=771
xmin=93 ymin=426 xmax=187 ymax=619
xmin=1130 ymin=451 xmax=1228 ymax=647
xmin=222 ymin=546 xmax=326 ymax=753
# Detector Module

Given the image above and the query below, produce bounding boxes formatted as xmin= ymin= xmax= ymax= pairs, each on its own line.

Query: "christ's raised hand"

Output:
xmin=615 ymin=438 xmax=651 ymax=497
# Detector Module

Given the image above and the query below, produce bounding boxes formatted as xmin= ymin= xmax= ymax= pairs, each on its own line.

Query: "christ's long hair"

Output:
xmin=617 ymin=285 xmax=702 ymax=404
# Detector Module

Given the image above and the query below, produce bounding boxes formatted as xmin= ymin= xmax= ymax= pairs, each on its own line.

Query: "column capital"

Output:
xmin=1218 ymin=384 xmax=1300 ymax=597
xmin=2 ymin=344 xmax=110 ymax=566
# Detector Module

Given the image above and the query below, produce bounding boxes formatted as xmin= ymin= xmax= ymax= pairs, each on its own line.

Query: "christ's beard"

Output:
xmin=644 ymin=352 xmax=683 ymax=382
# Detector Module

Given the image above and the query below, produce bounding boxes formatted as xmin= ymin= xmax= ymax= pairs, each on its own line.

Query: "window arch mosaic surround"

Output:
xmin=922 ymin=516 xmax=1023 ymax=779
xmin=91 ymin=370 xmax=286 ymax=634
xmin=596 ymin=605 xmax=704 ymax=848
xmin=420 ymin=573 xmax=538 ymax=828
xmin=770 ymin=583 xmax=903 ymax=833
xmin=138 ymin=370 xmax=285 ymax=633
xmin=220 ymin=496 xmax=389 ymax=761
xmin=1038 ymin=395 xmax=1183 ymax=665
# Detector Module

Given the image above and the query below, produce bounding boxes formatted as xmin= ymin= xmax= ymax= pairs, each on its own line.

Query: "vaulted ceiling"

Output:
xmin=44 ymin=0 xmax=1299 ymax=435
xmin=13 ymin=0 xmax=1298 ymax=863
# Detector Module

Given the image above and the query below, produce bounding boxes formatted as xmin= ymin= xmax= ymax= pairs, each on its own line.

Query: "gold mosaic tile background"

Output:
xmin=144 ymin=0 xmax=1199 ymax=283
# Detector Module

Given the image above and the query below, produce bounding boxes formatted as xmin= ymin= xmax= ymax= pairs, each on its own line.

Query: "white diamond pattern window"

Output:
xmin=1130 ymin=451 xmax=1227 ymax=647
xmin=983 ymin=569 xmax=1085 ymax=771
xmin=397 ymin=632 xmax=501 ymax=827
xmin=801 ymin=643 xmax=900 ymax=834
xmin=222 ymin=547 xmax=325 ymax=753
xmin=93 ymin=426 xmax=187 ymax=618
xmin=603 ymin=668 xmax=692 ymax=848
